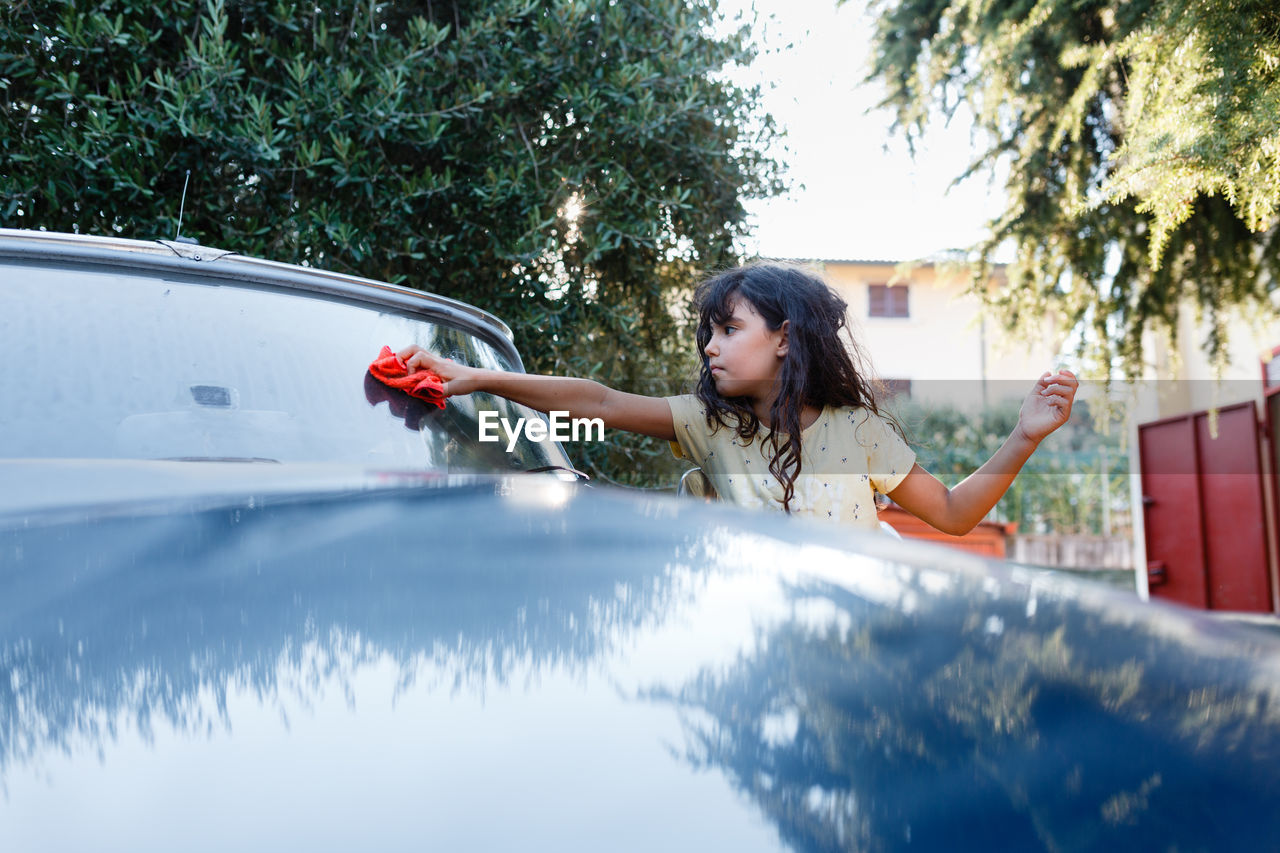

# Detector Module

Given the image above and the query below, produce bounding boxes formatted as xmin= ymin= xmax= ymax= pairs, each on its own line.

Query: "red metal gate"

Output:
xmin=1139 ymin=401 xmax=1273 ymax=611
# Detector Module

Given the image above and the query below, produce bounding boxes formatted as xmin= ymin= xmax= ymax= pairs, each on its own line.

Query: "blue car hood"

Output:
xmin=1 ymin=469 xmax=1279 ymax=851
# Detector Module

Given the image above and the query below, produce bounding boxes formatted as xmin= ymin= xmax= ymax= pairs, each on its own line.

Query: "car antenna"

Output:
xmin=173 ymin=170 xmax=198 ymax=245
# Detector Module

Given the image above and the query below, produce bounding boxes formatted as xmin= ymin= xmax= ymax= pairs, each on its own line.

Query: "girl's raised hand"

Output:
xmin=1016 ymin=369 xmax=1078 ymax=444
xmin=396 ymin=345 xmax=483 ymax=397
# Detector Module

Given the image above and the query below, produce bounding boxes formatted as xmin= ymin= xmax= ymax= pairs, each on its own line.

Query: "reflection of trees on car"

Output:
xmin=659 ymin=573 xmax=1280 ymax=851
xmin=7 ymin=469 xmax=1280 ymax=847
xmin=0 ymin=488 xmax=703 ymax=776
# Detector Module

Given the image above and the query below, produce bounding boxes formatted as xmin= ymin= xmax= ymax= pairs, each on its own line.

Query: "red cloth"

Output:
xmin=367 ymin=346 xmax=446 ymax=409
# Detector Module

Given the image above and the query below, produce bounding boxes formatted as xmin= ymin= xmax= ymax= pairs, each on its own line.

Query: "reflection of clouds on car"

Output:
xmin=0 ymin=482 xmax=700 ymax=777
xmin=7 ymin=474 xmax=1280 ymax=849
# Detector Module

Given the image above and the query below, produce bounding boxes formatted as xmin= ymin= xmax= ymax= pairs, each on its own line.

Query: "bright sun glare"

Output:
xmin=561 ymin=193 xmax=584 ymax=225
xmin=559 ymin=192 xmax=584 ymax=244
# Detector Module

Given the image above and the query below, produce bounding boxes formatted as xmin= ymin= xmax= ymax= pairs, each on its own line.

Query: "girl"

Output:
xmin=398 ymin=262 xmax=1077 ymax=535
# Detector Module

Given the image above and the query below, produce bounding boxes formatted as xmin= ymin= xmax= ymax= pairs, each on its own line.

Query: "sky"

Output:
xmin=720 ymin=0 xmax=1009 ymax=263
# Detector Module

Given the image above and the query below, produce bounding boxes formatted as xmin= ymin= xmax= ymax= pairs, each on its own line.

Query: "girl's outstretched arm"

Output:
xmin=887 ymin=370 xmax=1078 ymax=536
xmin=397 ymin=345 xmax=677 ymax=441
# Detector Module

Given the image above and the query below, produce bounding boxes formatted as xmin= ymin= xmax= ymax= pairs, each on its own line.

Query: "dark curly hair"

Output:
xmin=693 ymin=262 xmax=900 ymax=512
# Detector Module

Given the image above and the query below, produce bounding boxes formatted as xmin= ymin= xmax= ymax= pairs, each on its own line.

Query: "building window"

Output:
xmin=868 ymin=283 xmax=909 ymax=318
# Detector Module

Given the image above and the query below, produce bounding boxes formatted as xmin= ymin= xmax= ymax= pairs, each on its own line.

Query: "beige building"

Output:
xmin=802 ymin=258 xmax=1063 ymax=409
xmin=803 ymin=258 xmax=1280 ymax=414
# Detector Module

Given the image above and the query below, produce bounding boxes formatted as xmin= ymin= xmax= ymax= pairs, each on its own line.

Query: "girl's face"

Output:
xmin=702 ymin=296 xmax=788 ymax=401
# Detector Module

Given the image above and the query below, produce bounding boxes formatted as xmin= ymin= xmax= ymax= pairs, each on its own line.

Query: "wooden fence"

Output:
xmin=1008 ymin=535 xmax=1133 ymax=570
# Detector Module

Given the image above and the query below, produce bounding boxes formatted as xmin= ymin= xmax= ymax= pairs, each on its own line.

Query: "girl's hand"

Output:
xmin=1016 ymin=369 xmax=1078 ymax=444
xmin=396 ymin=345 xmax=484 ymax=396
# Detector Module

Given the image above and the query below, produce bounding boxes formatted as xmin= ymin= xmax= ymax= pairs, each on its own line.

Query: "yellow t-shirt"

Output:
xmin=666 ymin=395 xmax=916 ymax=528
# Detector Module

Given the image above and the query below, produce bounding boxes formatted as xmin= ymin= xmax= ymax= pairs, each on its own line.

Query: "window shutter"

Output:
xmin=890 ymin=285 xmax=908 ymax=317
xmin=869 ymin=284 xmax=909 ymax=318
xmin=869 ymin=284 xmax=886 ymax=316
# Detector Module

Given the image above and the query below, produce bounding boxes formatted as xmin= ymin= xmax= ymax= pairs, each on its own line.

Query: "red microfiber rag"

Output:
xmin=367 ymin=346 xmax=447 ymax=409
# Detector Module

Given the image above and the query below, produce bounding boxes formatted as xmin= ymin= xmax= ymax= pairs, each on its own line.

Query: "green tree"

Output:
xmin=0 ymin=0 xmax=783 ymax=485
xmin=895 ymin=397 xmax=1128 ymax=536
xmin=862 ymin=0 xmax=1280 ymax=376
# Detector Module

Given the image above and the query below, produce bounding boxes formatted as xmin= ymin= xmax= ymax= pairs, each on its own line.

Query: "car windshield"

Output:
xmin=0 ymin=258 xmax=573 ymax=474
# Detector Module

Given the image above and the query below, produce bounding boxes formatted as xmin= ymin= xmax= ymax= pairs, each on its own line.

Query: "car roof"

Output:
xmin=5 ymin=476 xmax=1280 ymax=850
xmin=0 ymin=227 xmax=519 ymax=364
